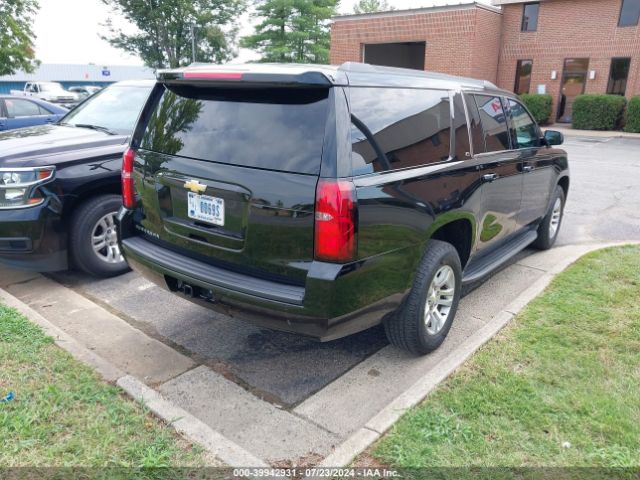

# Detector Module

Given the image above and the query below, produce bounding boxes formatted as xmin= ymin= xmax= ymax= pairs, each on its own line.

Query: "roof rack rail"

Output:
xmin=338 ymin=62 xmax=498 ymax=89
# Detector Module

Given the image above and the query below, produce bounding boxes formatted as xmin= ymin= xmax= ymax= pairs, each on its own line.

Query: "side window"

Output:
xmin=507 ymin=98 xmax=540 ymax=148
xmin=473 ymin=95 xmax=511 ymax=153
xmin=38 ymin=105 xmax=53 ymax=115
xmin=350 ymin=87 xmax=452 ymax=175
xmin=5 ymin=99 xmax=43 ymax=117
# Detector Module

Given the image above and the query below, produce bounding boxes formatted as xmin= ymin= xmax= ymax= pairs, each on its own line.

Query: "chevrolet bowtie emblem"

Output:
xmin=184 ymin=179 xmax=207 ymax=193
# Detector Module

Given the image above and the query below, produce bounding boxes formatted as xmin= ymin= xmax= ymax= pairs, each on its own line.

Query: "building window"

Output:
xmin=619 ymin=0 xmax=640 ymax=26
xmin=514 ymin=60 xmax=533 ymax=94
xmin=521 ymin=2 xmax=540 ymax=32
xmin=607 ymin=58 xmax=631 ymax=95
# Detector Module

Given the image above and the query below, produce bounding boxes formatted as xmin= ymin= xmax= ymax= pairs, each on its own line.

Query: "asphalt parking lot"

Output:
xmin=2 ymin=135 xmax=639 ymax=464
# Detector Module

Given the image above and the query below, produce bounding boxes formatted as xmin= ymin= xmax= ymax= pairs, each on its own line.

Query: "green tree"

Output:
xmin=353 ymin=0 xmax=394 ymax=14
xmin=241 ymin=0 xmax=339 ymax=64
xmin=101 ymin=0 xmax=246 ymax=68
xmin=0 ymin=0 xmax=40 ymax=76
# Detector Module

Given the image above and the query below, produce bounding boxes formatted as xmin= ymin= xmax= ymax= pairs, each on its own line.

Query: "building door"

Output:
xmin=363 ymin=42 xmax=426 ymax=70
xmin=557 ymin=58 xmax=589 ymax=123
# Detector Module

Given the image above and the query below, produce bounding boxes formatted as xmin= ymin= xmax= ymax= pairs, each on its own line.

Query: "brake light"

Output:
xmin=183 ymin=72 xmax=243 ymax=80
xmin=122 ymin=148 xmax=136 ymax=209
xmin=314 ymin=179 xmax=357 ymax=263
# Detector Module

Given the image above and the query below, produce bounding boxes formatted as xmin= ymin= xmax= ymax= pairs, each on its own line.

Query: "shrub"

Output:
xmin=520 ymin=94 xmax=553 ymax=125
xmin=572 ymin=94 xmax=626 ymax=131
xmin=624 ymin=96 xmax=640 ymax=133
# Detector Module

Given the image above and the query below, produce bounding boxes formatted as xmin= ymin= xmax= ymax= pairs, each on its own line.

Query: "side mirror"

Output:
xmin=544 ymin=130 xmax=564 ymax=146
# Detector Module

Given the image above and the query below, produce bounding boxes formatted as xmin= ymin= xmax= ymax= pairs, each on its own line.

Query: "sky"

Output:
xmin=32 ymin=0 xmax=492 ymax=67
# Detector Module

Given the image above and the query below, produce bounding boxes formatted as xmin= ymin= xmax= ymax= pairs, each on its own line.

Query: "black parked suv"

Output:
xmin=118 ymin=63 xmax=569 ymax=354
xmin=0 ymin=80 xmax=153 ymax=277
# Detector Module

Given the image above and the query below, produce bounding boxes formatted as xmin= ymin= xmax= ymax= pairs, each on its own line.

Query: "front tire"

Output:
xmin=384 ymin=240 xmax=462 ymax=355
xmin=69 ymin=194 xmax=129 ymax=278
xmin=532 ymin=186 xmax=565 ymax=250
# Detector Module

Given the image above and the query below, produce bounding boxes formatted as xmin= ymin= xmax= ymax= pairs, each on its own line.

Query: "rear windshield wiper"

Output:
xmin=69 ymin=123 xmax=117 ymax=135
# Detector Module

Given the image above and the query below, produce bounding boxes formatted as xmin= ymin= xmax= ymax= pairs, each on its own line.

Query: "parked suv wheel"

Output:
xmin=532 ymin=186 xmax=565 ymax=250
xmin=69 ymin=194 xmax=129 ymax=278
xmin=384 ymin=240 xmax=462 ymax=355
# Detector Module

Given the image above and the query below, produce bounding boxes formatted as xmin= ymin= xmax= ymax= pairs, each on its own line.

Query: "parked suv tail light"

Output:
xmin=122 ymin=148 xmax=136 ymax=209
xmin=314 ymin=179 xmax=357 ymax=263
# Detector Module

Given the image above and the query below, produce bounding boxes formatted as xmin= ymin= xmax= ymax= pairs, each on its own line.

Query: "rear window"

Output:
xmin=140 ymin=85 xmax=329 ymax=175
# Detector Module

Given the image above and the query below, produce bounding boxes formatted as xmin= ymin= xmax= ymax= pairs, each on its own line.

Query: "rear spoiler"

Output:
xmin=158 ymin=70 xmax=338 ymax=88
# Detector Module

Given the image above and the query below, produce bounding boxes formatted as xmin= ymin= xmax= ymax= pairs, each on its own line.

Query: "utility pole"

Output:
xmin=190 ymin=23 xmax=196 ymax=63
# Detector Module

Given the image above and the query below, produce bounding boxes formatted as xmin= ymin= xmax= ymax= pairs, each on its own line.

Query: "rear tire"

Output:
xmin=384 ymin=240 xmax=462 ymax=355
xmin=532 ymin=186 xmax=565 ymax=250
xmin=69 ymin=194 xmax=129 ymax=278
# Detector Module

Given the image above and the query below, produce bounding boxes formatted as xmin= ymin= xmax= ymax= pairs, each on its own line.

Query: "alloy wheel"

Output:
xmin=91 ymin=212 xmax=123 ymax=264
xmin=424 ymin=265 xmax=456 ymax=335
xmin=549 ymin=197 xmax=563 ymax=239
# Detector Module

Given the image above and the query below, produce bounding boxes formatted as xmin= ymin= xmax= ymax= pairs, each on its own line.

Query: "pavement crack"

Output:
xmin=288 ymin=410 xmax=342 ymax=437
xmin=153 ymin=364 xmax=202 ymax=389
xmin=5 ymin=276 xmax=40 ymax=288
xmin=363 ymin=426 xmax=383 ymax=435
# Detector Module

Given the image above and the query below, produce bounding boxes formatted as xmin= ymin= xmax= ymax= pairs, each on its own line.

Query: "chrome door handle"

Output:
xmin=482 ymin=173 xmax=499 ymax=182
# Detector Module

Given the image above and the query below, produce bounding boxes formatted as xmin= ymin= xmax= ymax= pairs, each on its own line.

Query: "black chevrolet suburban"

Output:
xmin=118 ymin=63 xmax=569 ymax=354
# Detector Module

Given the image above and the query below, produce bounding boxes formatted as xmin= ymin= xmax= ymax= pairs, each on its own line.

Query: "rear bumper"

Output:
xmin=120 ymin=234 xmax=404 ymax=341
xmin=0 ymin=202 xmax=67 ymax=272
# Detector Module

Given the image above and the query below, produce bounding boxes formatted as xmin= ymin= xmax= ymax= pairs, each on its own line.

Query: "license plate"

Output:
xmin=187 ymin=192 xmax=225 ymax=226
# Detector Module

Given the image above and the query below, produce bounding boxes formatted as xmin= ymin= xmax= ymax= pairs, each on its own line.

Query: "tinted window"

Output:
xmin=5 ymin=98 xmax=42 ymax=117
xmin=514 ymin=60 xmax=533 ymax=95
xmin=350 ymin=87 xmax=452 ymax=175
xmin=473 ymin=95 xmax=511 ymax=152
xmin=607 ymin=58 xmax=631 ymax=95
xmin=521 ymin=2 xmax=539 ymax=31
xmin=619 ymin=0 xmax=640 ymax=26
xmin=507 ymin=99 xmax=539 ymax=148
xmin=62 ymin=85 xmax=152 ymax=135
xmin=141 ymin=86 xmax=328 ymax=175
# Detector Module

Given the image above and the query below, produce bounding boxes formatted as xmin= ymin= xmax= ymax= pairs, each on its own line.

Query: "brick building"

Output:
xmin=330 ymin=0 xmax=640 ymax=122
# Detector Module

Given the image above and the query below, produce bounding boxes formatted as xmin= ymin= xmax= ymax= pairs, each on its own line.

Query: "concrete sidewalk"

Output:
xmin=2 ymin=242 xmax=633 ymax=468
xmin=547 ymin=123 xmax=640 ymax=139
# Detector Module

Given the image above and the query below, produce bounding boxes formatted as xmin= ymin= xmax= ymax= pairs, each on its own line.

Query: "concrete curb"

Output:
xmin=0 ymin=287 xmax=268 ymax=468
xmin=117 ymin=375 xmax=268 ymax=467
xmin=318 ymin=242 xmax=638 ymax=467
xmin=0 ymin=288 xmax=125 ymax=382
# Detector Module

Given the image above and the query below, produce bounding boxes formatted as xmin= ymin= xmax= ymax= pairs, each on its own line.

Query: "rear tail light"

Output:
xmin=122 ymin=148 xmax=136 ymax=209
xmin=314 ymin=179 xmax=357 ymax=263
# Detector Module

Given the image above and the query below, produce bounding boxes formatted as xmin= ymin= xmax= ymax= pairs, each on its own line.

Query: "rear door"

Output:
xmin=468 ymin=94 xmax=523 ymax=252
xmin=132 ymin=83 xmax=332 ymax=285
